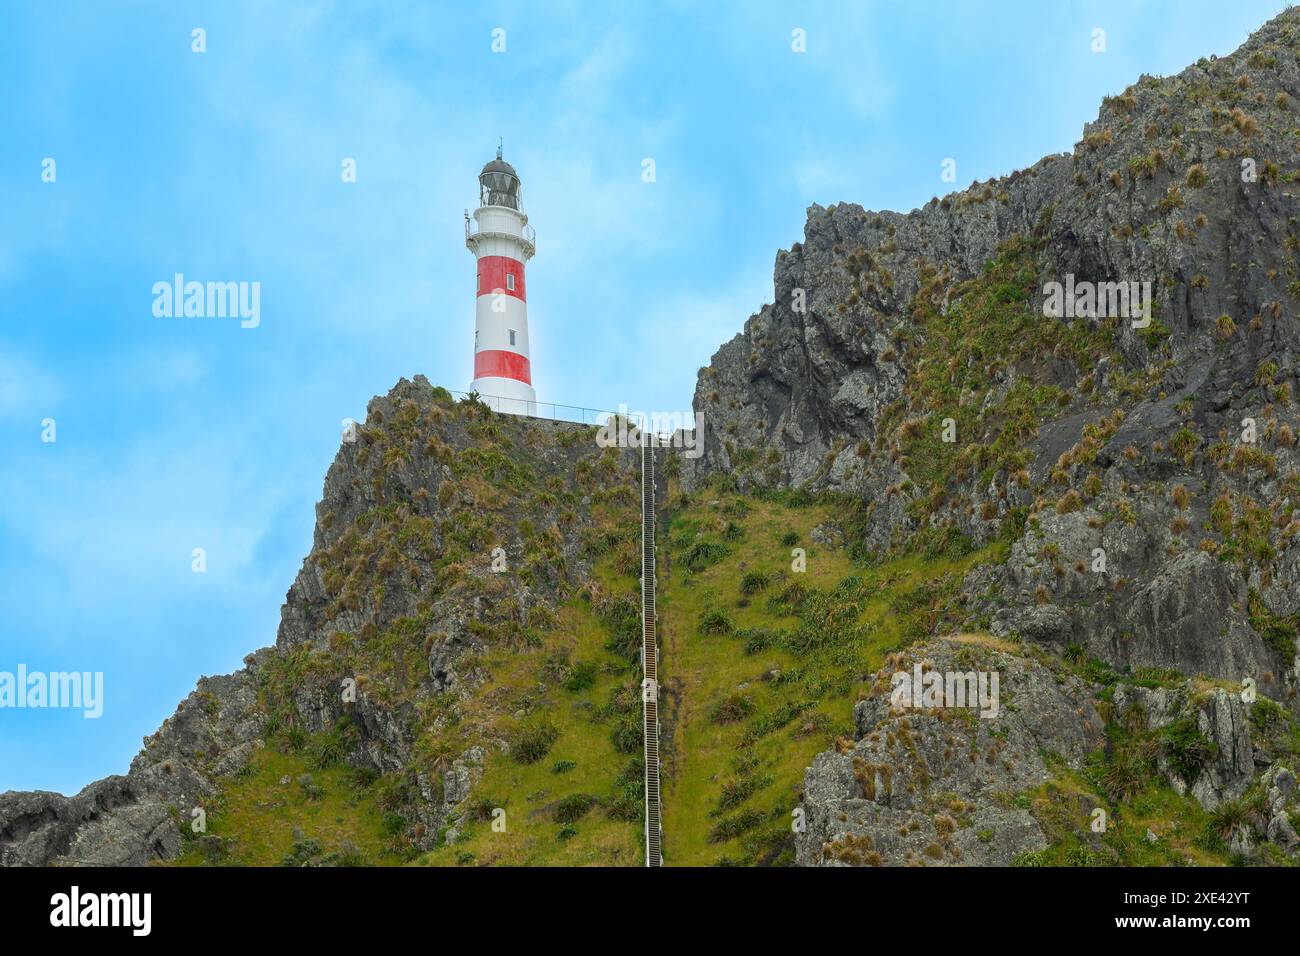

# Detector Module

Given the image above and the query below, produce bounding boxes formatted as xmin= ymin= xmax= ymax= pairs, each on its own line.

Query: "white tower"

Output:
xmin=466 ymin=147 xmax=537 ymax=414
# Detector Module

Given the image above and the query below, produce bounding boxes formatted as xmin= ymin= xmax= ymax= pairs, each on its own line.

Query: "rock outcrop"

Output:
xmin=796 ymin=637 xmax=1106 ymax=866
xmin=797 ymin=636 xmax=1300 ymax=866
xmin=686 ymin=11 xmax=1300 ymax=709
xmin=2 ymin=379 xmax=636 ymax=865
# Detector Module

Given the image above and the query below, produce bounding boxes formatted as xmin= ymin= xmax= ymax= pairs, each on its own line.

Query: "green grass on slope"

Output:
xmin=174 ymin=473 xmax=1283 ymax=867
xmin=172 ymin=748 xmax=403 ymax=866
xmin=176 ymin=572 xmax=646 ymax=867
xmin=658 ymin=487 xmax=1006 ymax=865
xmin=416 ymin=588 xmax=643 ymax=866
xmin=1013 ymin=769 xmax=1231 ymax=867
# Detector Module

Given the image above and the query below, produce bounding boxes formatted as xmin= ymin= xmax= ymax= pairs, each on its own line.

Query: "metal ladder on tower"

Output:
xmin=640 ymin=440 xmax=663 ymax=867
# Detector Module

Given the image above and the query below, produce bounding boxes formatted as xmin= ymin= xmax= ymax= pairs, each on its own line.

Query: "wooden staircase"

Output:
xmin=640 ymin=441 xmax=663 ymax=867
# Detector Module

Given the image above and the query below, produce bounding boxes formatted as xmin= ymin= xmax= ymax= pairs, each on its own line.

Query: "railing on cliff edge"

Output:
xmin=444 ymin=388 xmax=618 ymax=426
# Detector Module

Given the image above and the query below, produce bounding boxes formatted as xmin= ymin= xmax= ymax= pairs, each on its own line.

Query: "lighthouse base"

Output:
xmin=470 ymin=376 xmax=537 ymax=417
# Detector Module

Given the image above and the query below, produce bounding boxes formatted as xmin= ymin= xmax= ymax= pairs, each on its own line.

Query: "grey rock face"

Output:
xmin=810 ymin=522 xmax=845 ymax=548
xmin=982 ymin=512 xmax=1275 ymax=683
xmin=132 ymin=667 xmax=267 ymax=780
xmin=1 ymin=666 xmax=262 ymax=867
xmin=1266 ymin=810 xmax=1298 ymax=850
xmin=1228 ymin=824 xmax=1256 ymax=857
xmin=796 ymin=638 xmax=1105 ymax=866
xmin=0 ymin=775 xmax=186 ymax=867
xmin=441 ymin=747 xmax=485 ymax=809
xmin=1275 ymin=766 xmax=1297 ymax=796
xmin=1111 ymin=684 xmax=1255 ymax=809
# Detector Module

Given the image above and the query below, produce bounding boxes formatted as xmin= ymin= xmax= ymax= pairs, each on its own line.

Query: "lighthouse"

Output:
xmin=466 ymin=147 xmax=537 ymax=414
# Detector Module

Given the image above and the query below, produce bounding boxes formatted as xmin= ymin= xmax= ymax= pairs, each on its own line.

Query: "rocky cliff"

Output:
xmin=686 ymin=11 xmax=1300 ymax=703
xmin=0 ymin=380 xmax=640 ymax=865
xmin=5 ymin=10 xmax=1300 ymax=868
xmin=690 ymin=10 xmax=1300 ymax=865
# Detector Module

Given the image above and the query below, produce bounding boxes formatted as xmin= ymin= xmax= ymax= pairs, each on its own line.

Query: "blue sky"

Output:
xmin=0 ymin=0 xmax=1286 ymax=794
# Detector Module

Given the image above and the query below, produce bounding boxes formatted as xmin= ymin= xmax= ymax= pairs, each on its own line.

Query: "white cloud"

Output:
xmin=0 ymin=353 xmax=63 ymax=424
xmin=628 ymin=265 xmax=773 ymax=406
xmin=791 ymin=156 xmax=849 ymax=201
xmin=114 ymin=348 xmax=209 ymax=393
xmin=0 ymin=432 xmax=295 ymax=628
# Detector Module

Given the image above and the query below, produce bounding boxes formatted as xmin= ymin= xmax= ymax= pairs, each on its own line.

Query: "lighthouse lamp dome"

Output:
xmin=479 ymin=148 xmax=521 ymax=210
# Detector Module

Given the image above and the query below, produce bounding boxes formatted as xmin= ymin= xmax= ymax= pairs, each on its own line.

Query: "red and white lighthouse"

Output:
xmin=466 ymin=147 xmax=536 ymax=413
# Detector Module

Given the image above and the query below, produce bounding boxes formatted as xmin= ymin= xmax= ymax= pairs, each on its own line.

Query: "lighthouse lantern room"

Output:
xmin=465 ymin=147 xmax=537 ymax=414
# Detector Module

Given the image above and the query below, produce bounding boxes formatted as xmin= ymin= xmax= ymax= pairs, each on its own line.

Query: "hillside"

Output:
xmin=4 ymin=10 xmax=1300 ymax=868
xmin=660 ymin=481 xmax=1299 ymax=865
xmin=1 ymin=382 xmax=648 ymax=865
xmin=685 ymin=10 xmax=1300 ymax=694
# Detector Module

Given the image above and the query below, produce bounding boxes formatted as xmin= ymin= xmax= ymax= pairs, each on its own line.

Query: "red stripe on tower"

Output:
xmin=474 ymin=349 xmax=532 ymax=384
xmin=476 ymin=255 xmax=526 ymax=302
